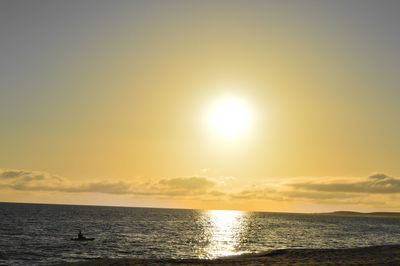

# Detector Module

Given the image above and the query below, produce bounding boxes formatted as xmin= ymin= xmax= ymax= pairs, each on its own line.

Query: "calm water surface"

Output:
xmin=1 ymin=202 xmax=400 ymax=265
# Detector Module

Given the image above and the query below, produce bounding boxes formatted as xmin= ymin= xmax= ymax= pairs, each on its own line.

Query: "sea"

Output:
xmin=1 ymin=202 xmax=400 ymax=265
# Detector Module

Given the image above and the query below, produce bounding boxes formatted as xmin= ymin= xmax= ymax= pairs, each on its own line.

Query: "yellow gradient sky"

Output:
xmin=1 ymin=1 xmax=400 ymax=212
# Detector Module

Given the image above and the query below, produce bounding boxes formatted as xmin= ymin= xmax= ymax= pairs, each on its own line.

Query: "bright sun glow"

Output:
xmin=206 ymin=95 xmax=254 ymax=139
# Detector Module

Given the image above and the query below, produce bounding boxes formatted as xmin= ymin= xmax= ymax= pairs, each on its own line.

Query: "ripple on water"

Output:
xmin=1 ymin=203 xmax=400 ymax=265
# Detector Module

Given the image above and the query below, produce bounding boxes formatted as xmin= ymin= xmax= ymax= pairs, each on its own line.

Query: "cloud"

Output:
xmin=0 ymin=169 xmax=62 ymax=182
xmin=0 ymin=169 xmax=64 ymax=191
xmin=60 ymin=181 xmax=133 ymax=194
xmin=159 ymin=177 xmax=215 ymax=191
xmin=141 ymin=176 xmax=221 ymax=198
xmin=230 ymin=186 xmax=358 ymax=201
xmin=231 ymin=187 xmax=281 ymax=200
xmin=290 ymin=173 xmax=400 ymax=194
xmin=0 ymin=170 xmax=38 ymax=179
xmin=284 ymin=191 xmax=358 ymax=200
xmin=369 ymin=174 xmax=390 ymax=180
xmin=3 ymin=168 xmax=400 ymax=209
xmin=0 ymin=168 xmax=136 ymax=194
xmin=228 ymin=174 xmax=400 ymax=205
xmin=0 ymin=169 xmax=221 ymax=199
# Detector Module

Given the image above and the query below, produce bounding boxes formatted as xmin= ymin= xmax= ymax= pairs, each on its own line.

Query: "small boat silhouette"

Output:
xmin=71 ymin=230 xmax=94 ymax=241
xmin=71 ymin=237 xmax=95 ymax=241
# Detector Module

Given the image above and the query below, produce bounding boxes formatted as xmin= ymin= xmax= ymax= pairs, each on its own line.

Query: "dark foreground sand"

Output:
xmin=56 ymin=245 xmax=400 ymax=265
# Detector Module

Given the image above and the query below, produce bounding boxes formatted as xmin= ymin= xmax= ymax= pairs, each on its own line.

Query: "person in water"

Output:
xmin=78 ymin=230 xmax=85 ymax=240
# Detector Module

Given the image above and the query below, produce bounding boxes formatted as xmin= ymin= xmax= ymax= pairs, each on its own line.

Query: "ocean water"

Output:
xmin=1 ymin=203 xmax=400 ymax=265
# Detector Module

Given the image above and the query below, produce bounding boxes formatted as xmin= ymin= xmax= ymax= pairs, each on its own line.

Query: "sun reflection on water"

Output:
xmin=204 ymin=210 xmax=246 ymax=258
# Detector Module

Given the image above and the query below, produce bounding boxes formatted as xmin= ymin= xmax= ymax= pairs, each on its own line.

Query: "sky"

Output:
xmin=1 ymin=0 xmax=400 ymax=212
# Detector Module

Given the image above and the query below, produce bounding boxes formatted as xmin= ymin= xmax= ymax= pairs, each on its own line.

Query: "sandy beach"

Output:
xmin=56 ymin=244 xmax=400 ymax=265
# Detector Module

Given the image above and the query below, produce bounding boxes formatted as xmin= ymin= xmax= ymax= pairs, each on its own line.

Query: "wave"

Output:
xmin=53 ymin=245 xmax=400 ymax=265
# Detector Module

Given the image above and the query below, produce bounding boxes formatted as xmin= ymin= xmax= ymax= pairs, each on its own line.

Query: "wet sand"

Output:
xmin=56 ymin=244 xmax=400 ymax=265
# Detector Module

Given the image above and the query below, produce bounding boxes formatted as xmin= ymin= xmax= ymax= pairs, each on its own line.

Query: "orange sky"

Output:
xmin=1 ymin=1 xmax=400 ymax=212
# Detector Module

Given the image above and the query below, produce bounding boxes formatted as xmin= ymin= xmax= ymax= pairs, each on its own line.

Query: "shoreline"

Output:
xmin=55 ymin=244 xmax=400 ymax=265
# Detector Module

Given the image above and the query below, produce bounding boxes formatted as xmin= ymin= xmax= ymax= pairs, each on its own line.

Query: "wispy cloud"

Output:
xmin=2 ymin=168 xmax=400 ymax=209
xmin=0 ymin=169 xmax=222 ymax=198
xmin=290 ymin=174 xmax=400 ymax=194
xmin=0 ymin=169 xmax=64 ymax=191
xmin=227 ymin=174 xmax=400 ymax=208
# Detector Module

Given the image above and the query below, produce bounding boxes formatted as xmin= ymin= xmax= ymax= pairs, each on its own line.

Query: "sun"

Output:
xmin=205 ymin=95 xmax=254 ymax=139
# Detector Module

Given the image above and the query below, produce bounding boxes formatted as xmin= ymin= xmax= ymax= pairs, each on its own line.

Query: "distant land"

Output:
xmin=323 ymin=211 xmax=400 ymax=218
xmin=2 ymin=202 xmax=400 ymax=217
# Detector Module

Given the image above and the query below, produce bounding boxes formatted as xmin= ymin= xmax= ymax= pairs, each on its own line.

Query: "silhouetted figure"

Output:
xmin=78 ymin=230 xmax=85 ymax=240
xmin=71 ymin=229 xmax=94 ymax=241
